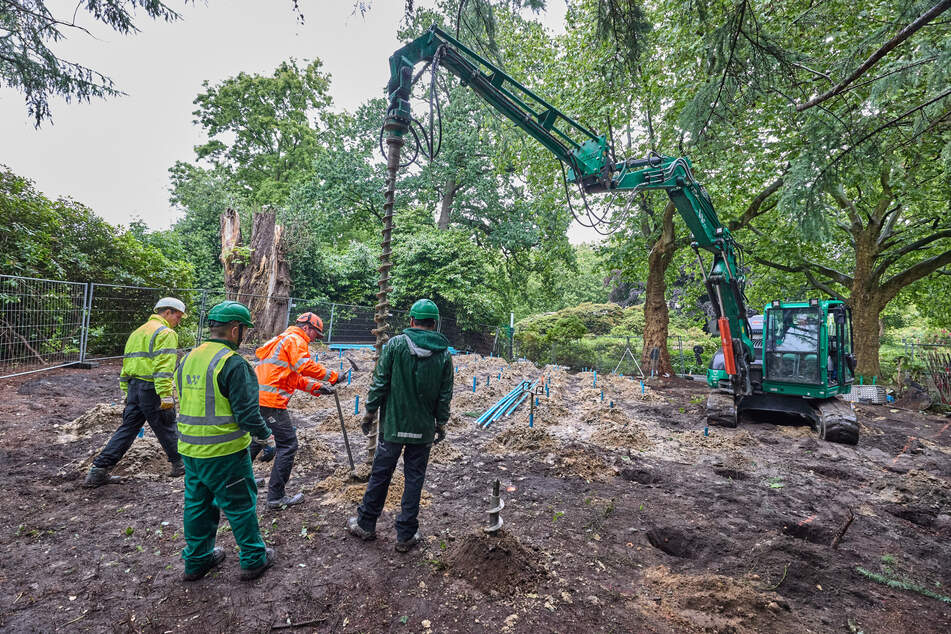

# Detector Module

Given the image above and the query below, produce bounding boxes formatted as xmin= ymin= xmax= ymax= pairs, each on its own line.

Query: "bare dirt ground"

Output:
xmin=1 ymin=349 xmax=949 ymax=633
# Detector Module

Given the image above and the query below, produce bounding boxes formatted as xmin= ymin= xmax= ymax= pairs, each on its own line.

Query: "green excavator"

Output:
xmin=382 ymin=25 xmax=859 ymax=445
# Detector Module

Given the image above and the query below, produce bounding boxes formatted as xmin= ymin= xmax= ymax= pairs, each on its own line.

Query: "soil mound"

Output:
xmin=294 ymin=430 xmax=336 ymax=471
xmin=445 ymin=530 xmax=545 ymax=594
xmin=488 ymin=427 xmax=556 ymax=454
xmin=74 ymin=435 xmax=170 ymax=479
xmin=545 ymin=447 xmax=610 ymax=481
xmin=430 ymin=439 xmax=462 ymax=464
xmin=311 ymin=467 xmax=430 ymax=510
xmin=590 ymin=422 xmax=652 ymax=451
xmin=637 ymin=565 xmax=798 ymax=633
xmin=57 ymin=403 xmax=123 ymax=441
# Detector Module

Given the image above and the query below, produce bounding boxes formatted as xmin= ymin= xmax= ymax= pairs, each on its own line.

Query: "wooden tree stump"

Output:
xmin=220 ymin=207 xmax=292 ymax=340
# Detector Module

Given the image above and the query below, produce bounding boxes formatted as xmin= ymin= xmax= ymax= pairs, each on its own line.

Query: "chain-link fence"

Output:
xmin=0 ymin=275 xmax=503 ymax=378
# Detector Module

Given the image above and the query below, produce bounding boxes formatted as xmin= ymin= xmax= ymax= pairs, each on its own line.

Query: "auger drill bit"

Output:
xmin=366 ymin=135 xmax=404 ymax=463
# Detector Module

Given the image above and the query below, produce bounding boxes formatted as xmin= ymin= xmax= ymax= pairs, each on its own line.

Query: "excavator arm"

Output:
xmin=385 ymin=25 xmax=754 ymax=392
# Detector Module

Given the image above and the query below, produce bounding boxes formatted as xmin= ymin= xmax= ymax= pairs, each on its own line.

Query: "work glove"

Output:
xmin=159 ymin=395 xmax=175 ymax=410
xmin=253 ymin=433 xmax=273 ymax=445
xmin=434 ymin=424 xmax=446 ymax=444
xmin=361 ymin=410 xmax=376 ymax=436
xmin=315 ymin=383 xmax=335 ymax=396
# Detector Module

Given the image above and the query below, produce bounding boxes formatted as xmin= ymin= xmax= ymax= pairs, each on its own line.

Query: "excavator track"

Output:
xmin=812 ymin=397 xmax=859 ymax=445
xmin=706 ymin=391 xmax=737 ymax=428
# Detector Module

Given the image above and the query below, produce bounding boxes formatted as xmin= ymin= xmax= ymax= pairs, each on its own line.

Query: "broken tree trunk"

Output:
xmin=220 ymin=207 xmax=292 ymax=340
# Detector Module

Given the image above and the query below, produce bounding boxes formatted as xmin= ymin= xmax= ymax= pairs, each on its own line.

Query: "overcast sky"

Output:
xmin=1 ymin=1 xmax=606 ymax=242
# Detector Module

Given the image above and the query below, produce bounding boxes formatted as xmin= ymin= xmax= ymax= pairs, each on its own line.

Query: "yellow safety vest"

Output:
xmin=176 ymin=341 xmax=250 ymax=458
xmin=119 ymin=315 xmax=178 ymax=397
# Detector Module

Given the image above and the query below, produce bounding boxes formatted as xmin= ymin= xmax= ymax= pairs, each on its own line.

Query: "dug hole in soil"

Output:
xmin=0 ymin=349 xmax=949 ymax=632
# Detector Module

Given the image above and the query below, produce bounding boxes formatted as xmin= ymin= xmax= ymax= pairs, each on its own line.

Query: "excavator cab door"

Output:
xmin=829 ymin=304 xmax=855 ymax=387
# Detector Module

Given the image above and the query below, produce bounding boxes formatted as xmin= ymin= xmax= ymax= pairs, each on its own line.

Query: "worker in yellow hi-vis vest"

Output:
xmin=85 ymin=297 xmax=187 ymax=487
xmin=176 ymin=301 xmax=275 ymax=582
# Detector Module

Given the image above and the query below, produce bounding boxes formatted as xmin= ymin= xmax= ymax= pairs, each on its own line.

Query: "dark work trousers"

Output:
xmin=357 ymin=438 xmax=432 ymax=541
xmin=247 ymin=406 xmax=298 ymax=501
xmin=93 ymin=378 xmax=180 ymax=469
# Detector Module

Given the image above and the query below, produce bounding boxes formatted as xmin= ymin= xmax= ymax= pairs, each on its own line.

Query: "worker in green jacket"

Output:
xmin=347 ymin=299 xmax=453 ymax=552
xmin=177 ymin=301 xmax=275 ymax=582
xmin=85 ymin=297 xmax=187 ymax=487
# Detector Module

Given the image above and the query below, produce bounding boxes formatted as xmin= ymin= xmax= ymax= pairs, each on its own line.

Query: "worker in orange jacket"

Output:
xmin=251 ymin=312 xmax=339 ymax=509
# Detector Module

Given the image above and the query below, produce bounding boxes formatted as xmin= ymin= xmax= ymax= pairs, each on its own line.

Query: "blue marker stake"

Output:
xmin=339 ymin=349 xmax=343 ymax=358
xmin=593 ymin=370 xmax=597 ymax=387
xmin=487 ymin=375 xmax=491 ymax=387
xmin=339 ymin=361 xmax=343 ymax=372
xmin=545 ymin=382 xmax=550 ymax=398
xmin=347 ymin=369 xmax=352 ymax=385
xmin=354 ymin=396 xmax=359 ymax=415
xmin=529 ymin=411 xmax=534 ymax=428
xmin=640 ymin=381 xmax=645 ymax=395
xmin=473 ymin=377 xmax=477 ymax=392
xmin=704 ymin=426 xmax=709 ymax=437
xmin=609 ymin=400 xmax=614 ymax=409
xmin=535 ymin=396 xmax=539 ymax=406
xmin=601 ymin=390 xmax=604 ymax=402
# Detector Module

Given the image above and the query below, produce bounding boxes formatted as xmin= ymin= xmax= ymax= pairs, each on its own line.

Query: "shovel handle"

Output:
xmin=334 ymin=391 xmax=356 ymax=472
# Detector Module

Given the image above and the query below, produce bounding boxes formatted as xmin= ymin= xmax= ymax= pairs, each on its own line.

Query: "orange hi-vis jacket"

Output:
xmin=254 ymin=326 xmax=339 ymax=409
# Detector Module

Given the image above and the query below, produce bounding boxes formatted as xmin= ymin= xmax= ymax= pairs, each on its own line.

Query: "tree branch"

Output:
xmin=728 ymin=177 xmax=784 ymax=231
xmin=881 ymin=249 xmax=951 ymax=303
xmin=795 ymin=0 xmax=951 ymax=111
xmin=872 ymin=229 xmax=951 ymax=280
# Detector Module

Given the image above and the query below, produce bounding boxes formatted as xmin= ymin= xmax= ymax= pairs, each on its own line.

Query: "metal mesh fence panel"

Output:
xmin=84 ymin=284 xmax=206 ymax=360
xmin=543 ymin=335 xmax=717 ymax=376
xmin=0 ymin=275 xmax=88 ymax=378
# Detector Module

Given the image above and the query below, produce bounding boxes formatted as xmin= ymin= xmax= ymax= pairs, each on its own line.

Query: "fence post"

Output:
xmin=196 ymin=290 xmax=208 ymax=345
xmin=678 ymin=335 xmax=685 ymax=375
xmin=79 ymin=283 xmax=95 ymax=363
xmin=78 ymin=282 xmax=91 ymax=363
xmin=326 ymin=303 xmax=336 ymax=344
xmin=284 ymin=298 xmax=294 ymax=328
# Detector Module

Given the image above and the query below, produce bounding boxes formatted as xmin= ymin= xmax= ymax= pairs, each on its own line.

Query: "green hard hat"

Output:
xmin=207 ymin=300 xmax=254 ymax=327
xmin=409 ymin=298 xmax=439 ymax=320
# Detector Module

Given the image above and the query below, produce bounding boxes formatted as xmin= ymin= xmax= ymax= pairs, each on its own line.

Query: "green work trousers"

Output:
xmin=181 ymin=450 xmax=267 ymax=574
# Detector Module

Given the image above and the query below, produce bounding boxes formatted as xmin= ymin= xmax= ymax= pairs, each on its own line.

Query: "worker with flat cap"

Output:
xmin=176 ymin=300 xmax=275 ymax=581
xmin=85 ymin=297 xmax=187 ymax=487
xmin=347 ymin=299 xmax=453 ymax=552
xmin=251 ymin=312 xmax=339 ymax=510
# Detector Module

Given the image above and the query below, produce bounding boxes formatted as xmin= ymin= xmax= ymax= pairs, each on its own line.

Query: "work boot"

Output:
xmin=168 ymin=459 xmax=185 ymax=478
xmin=83 ymin=466 xmax=121 ymax=488
xmin=240 ymin=548 xmax=275 ymax=581
xmin=181 ymin=547 xmax=226 ymax=582
xmin=267 ymin=493 xmax=304 ymax=510
xmin=346 ymin=516 xmax=376 ymax=541
xmin=254 ymin=477 xmax=265 ymax=488
xmin=395 ymin=532 xmax=421 ymax=553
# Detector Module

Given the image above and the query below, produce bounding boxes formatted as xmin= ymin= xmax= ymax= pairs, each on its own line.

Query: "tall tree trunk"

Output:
xmin=850 ymin=228 xmax=883 ymax=379
xmin=437 ymin=177 xmax=458 ymax=230
xmin=220 ymin=207 xmax=292 ymax=340
xmin=641 ymin=202 xmax=677 ymax=376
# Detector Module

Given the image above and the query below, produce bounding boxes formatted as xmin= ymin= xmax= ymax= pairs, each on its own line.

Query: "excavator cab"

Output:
xmin=761 ymin=299 xmax=854 ymax=396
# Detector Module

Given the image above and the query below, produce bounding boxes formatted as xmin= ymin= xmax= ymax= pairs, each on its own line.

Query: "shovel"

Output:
xmin=333 ymin=389 xmax=367 ymax=482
